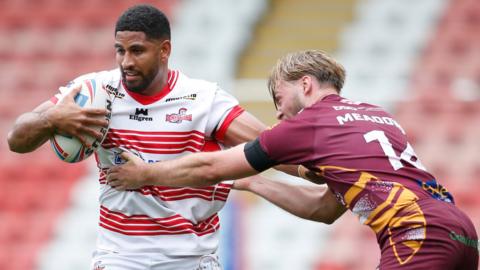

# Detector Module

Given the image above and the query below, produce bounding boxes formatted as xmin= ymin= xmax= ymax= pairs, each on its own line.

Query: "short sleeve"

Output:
xmin=204 ymin=86 xmax=242 ymax=139
xmin=258 ymin=118 xmax=315 ymax=165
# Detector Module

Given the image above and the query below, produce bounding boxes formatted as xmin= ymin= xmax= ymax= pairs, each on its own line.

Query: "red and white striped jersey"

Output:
xmin=54 ymin=69 xmax=244 ymax=255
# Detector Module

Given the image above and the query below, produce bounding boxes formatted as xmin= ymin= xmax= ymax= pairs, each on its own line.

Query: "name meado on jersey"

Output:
xmin=333 ymin=105 xmax=405 ymax=132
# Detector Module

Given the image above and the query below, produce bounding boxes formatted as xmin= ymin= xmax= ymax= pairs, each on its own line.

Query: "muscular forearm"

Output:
xmin=142 ymin=144 xmax=257 ymax=187
xmin=274 ymin=164 xmax=299 ymax=177
xmin=8 ymin=110 xmax=54 ymax=153
xmin=245 ymin=177 xmax=345 ymax=224
xmin=273 ymin=165 xmax=326 ymax=185
xmin=144 ymin=153 xmax=222 ymax=187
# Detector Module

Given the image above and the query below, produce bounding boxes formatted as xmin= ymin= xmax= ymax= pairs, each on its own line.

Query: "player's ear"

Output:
xmin=302 ymin=75 xmax=313 ymax=95
xmin=159 ymin=39 xmax=171 ymax=61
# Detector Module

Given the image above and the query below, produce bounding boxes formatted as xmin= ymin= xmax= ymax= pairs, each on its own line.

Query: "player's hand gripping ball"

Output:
xmin=50 ymin=80 xmax=112 ymax=163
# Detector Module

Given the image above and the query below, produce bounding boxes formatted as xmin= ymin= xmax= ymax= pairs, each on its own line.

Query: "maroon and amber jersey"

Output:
xmin=258 ymin=94 xmax=453 ymax=237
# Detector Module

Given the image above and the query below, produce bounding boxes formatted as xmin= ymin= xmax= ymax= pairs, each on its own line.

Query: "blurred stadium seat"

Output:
xmin=0 ymin=1 xmax=179 ymax=269
xmin=2 ymin=0 xmax=479 ymax=269
xmin=394 ymin=0 xmax=480 ymax=260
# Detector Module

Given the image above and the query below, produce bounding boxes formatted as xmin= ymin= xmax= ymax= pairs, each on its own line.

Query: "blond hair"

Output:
xmin=268 ymin=50 xmax=346 ymax=98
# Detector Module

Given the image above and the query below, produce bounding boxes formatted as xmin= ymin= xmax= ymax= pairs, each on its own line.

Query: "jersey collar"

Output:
xmin=123 ymin=70 xmax=179 ymax=105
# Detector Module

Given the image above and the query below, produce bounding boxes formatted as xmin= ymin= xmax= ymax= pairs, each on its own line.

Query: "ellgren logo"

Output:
xmin=135 ymin=108 xmax=148 ymax=115
xmin=129 ymin=108 xmax=153 ymax=122
xmin=166 ymin=108 xmax=192 ymax=123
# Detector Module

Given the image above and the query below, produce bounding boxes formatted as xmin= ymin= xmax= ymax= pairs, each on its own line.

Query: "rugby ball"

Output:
xmin=50 ymin=79 xmax=112 ymax=163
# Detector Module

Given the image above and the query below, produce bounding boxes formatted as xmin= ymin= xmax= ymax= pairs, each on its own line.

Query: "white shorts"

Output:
xmin=91 ymin=249 xmax=222 ymax=270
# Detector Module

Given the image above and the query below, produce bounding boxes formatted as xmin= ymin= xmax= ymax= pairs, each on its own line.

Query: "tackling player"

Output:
xmin=107 ymin=50 xmax=479 ymax=269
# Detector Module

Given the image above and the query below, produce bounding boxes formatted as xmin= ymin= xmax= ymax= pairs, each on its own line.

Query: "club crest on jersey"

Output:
xmin=166 ymin=108 xmax=192 ymax=123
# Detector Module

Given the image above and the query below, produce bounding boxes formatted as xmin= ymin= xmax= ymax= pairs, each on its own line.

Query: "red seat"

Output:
xmin=400 ymin=0 xmax=480 ymax=250
xmin=0 ymin=1 xmax=181 ymax=269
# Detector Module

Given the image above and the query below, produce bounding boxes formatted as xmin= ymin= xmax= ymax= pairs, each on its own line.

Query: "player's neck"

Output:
xmin=142 ymin=68 xmax=170 ymax=96
xmin=305 ymin=87 xmax=338 ymax=107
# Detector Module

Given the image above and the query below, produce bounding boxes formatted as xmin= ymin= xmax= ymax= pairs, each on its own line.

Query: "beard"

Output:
xmin=121 ymin=68 xmax=157 ymax=93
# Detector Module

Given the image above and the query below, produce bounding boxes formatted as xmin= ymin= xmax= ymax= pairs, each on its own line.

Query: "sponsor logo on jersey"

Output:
xmin=165 ymin=93 xmax=197 ymax=102
xmin=114 ymin=149 xmax=157 ymax=164
xmin=129 ymin=108 xmax=153 ymax=122
xmin=135 ymin=108 xmax=148 ymax=115
xmin=449 ymin=231 xmax=479 ymax=249
xmin=416 ymin=179 xmax=454 ymax=203
xmin=104 ymin=84 xmax=125 ymax=99
xmin=166 ymin=108 xmax=192 ymax=123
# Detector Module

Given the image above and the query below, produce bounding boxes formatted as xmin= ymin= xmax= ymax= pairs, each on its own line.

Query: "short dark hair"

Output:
xmin=115 ymin=4 xmax=171 ymax=40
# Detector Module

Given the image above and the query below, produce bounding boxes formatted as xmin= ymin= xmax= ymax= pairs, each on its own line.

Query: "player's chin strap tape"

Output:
xmin=244 ymin=138 xmax=278 ymax=172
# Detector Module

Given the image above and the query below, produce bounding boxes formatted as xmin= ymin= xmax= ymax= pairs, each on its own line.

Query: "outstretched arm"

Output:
xmin=8 ymin=86 xmax=108 ymax=153
xmin=233 ymin=175 xmax=346 ymax=224
xmin=221 ymin=111 xmax=317 ymax=180
xmin=107 ymin=143 xmax=259 ymax=189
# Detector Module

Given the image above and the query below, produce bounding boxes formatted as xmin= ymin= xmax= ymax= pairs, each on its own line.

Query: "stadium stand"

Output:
xmin=237 ymin=0 xmax=355 ymax=79
xmin=399 ymin=0 xmax=480 ymax=224
xmin=337 ymin=0 xmax=450 ymax=109
xmin=2 ymin=0 xmax=479 ymax=269
xmin=0 ymin=1 xmax=177 ymax=269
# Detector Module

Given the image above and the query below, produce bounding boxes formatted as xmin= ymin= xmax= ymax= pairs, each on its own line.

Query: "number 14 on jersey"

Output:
xmin=364 ymin=130 xmax=427 ymax=171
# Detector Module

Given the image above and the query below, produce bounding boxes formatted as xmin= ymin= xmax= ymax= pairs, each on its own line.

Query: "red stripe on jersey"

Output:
xmin=138 ymin=184 xmax=232 ymax=202
xmin=99 ymin=170 xmax=107 ymax=184
xmin=100 ymin=222 xmax=219 ymax=236
xmin=99 ymin=206 xmax=220 ymax=236
xmin=123 ymin=70 xmax=178 ymax=105
xmin=97 ymin=166 xmax=233 ymax=200
xmin=169 ymin=70 xmax=179 ymax=90
xmin=108 ymin=129 xmax=205 ymax=137
xmin=101 ymin=143 xmax=202 ymax=154
xmin=214 ymin=106 xmax=245 ymax=142
xmin=103 ymin=137 xmax=204 ymax=151
xmin=201 ymin=140 xmax=221 ymax=152
xmin=102 ymin=129 xmax=206 ymax=153
xmin=105 ymin=131 xmax=205 ymax=143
